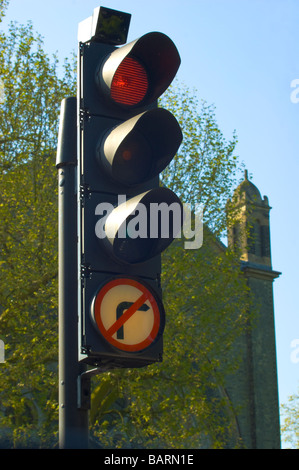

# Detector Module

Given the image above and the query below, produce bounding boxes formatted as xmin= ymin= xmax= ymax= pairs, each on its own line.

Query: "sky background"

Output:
xmin=1 ymin=0 xmax=299 ymax=445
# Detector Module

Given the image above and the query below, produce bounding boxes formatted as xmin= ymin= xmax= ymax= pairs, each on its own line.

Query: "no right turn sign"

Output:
xmin=91 ymin=277 xmax=164 ymax=353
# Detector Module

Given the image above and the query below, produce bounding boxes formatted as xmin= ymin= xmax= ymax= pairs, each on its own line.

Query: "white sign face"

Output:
xmin=91 ymin=278 xmax=163 ymax=352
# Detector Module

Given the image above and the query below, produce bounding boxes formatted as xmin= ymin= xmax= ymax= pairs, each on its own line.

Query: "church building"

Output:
xmin=226 ymin=170 xmax=281 ymax=448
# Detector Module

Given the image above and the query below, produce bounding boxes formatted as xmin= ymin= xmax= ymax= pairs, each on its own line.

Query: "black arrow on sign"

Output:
xmin=116 ymin=301 xmax=150 ymax=339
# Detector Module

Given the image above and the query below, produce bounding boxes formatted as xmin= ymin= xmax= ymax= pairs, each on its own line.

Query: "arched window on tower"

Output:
xmin=231 ymin=223 xmax=241 ymax=252
xmin=247 ymin=219 xmax=271 ymax=259
xmin=261 ymin=224 xmax=271 ymax=258
xmin=247 ymin=222 xmax=256 ymax=255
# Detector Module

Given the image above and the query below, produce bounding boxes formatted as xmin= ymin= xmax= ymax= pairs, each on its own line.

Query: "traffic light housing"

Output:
xmin=77 ymin=7 xmax=183 ymax=368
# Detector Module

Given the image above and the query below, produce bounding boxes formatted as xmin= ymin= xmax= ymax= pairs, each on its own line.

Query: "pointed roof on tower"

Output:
xmin=232 ymin=170 xmax=270 ymax=208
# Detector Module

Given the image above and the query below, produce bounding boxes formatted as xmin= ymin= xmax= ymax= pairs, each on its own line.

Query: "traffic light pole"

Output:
xmin=56 ymin=97 xmax=89 ymax=449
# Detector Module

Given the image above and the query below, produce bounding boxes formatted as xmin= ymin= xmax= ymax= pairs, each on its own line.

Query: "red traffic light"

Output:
xmin=111 ymin=57 xmax=148 ymax=106
xmin=97 ymin=32 xmax=181 ymax=109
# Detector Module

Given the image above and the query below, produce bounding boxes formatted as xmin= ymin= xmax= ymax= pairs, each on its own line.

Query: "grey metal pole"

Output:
xmin=56 ymin=97 xmax=89 ymax=449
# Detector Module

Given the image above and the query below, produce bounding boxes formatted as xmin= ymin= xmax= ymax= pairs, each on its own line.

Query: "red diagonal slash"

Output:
xmin=106 ymin=292 xmax=148 ymax=338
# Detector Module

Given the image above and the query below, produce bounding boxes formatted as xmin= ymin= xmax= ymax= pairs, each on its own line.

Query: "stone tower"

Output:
xmin=227 ymin=170 xmax=281 ymax=449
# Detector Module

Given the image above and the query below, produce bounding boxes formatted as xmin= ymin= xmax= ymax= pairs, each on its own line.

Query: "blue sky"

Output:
xmin=2 ymin=0 xmax=299 ymax=443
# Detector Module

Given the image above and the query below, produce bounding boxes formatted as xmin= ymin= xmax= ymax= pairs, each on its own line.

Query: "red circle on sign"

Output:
xmin=92 ymin=278 xmax=163 ymax=352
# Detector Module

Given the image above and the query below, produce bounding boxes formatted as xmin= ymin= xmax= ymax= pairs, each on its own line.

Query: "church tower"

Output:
xmin=228 ymin=170 xmax=272 ymax=267
xmin=227 ymin=170 xmax=281 ymax=449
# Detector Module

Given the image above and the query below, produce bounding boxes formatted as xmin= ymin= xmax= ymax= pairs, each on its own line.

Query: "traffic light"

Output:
xmin=77 ymin=7 xmax=183 ymax=369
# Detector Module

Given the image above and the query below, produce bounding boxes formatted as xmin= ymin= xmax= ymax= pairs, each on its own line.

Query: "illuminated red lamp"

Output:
xmin=97 ymin=32 xmax=180 ymax=110
xmin=111 ymin=57 xmax=148 ymax=106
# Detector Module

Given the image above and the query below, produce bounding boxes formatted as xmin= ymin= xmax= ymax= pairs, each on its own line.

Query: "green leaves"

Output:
xmin=0 ymin=20 xmax=75 ymax=172
xmin=160 ymin=82 xmax=242 ymax=236
xmin=0 ymin=18 xmax=75 ymax=448
xmin=281 ymin=388 xmax=299 ymax=448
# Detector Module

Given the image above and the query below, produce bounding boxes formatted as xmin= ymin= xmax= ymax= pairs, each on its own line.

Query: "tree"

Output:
xmin=160 ymin=83 xmax=241 ymax=236
xmin=281 ymin=387 xmax=299 ymax=448
xmin=0 ymin=0 xmax=8 ymax=24
xmin=0 ymin=16 xmax=76 ymax=447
